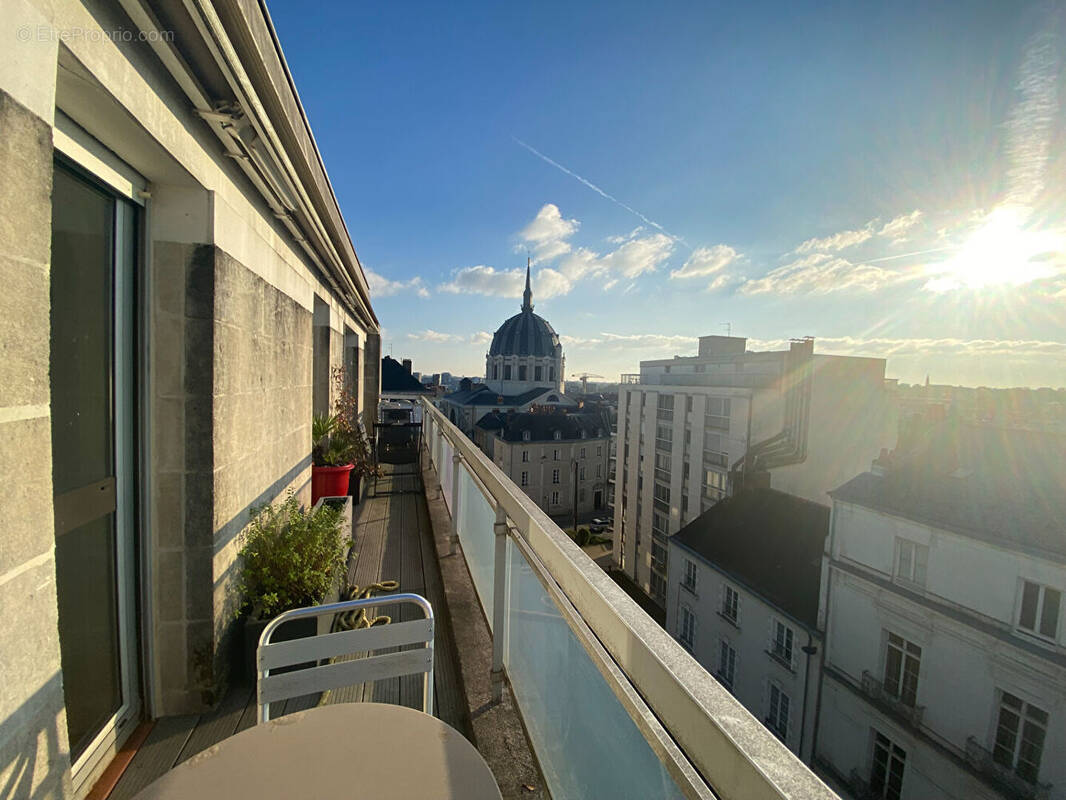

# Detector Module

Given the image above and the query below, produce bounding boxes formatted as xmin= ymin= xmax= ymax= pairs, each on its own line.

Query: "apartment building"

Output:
xmin=665 ymin=489 xmax=829 ymax=761
xmin=612 ymin=335 xmax=895 ymax=607
xmin=816 ymin=423 xmax=1066 ymax=800
xmin=476 ymin=410 xmax=611 ymax=521
xmin=1 ymin=3 xmax=378 ymax=796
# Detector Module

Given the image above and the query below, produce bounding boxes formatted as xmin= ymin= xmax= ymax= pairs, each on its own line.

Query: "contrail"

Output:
xmin=512 ymin=136 xmax=688 ymax=248
xmin=861 ymin=245 xmax=957 ymax=264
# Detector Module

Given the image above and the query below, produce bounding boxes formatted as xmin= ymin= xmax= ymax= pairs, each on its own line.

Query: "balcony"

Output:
xmin=620 ymin=373 xmax=641 ymax=384
xmin=964 ymin=737 xmax=1052 ymax=800
xmin=420 ymin=399 xmax=838 ymax=799
xmin=657 ymin=408 xmax=674 ymax=422
xmin=113 ymin=397 xmax=840 ymax=800
xmin=860 ymin=670 xmax=925 ymax=729
xmin=656 ymin=437 xmax=673 ymax=453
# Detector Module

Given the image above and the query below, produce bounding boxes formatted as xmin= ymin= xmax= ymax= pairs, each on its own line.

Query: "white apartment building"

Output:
xmin=665 ymin=488 xmax=829 ymax=762
xmin=613 ymin=335 xmax=896 ymax=607
xmin=816 ymin=423 xmax=1066 ymax=800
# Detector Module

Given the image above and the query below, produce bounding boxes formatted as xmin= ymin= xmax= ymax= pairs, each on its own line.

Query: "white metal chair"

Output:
xmin=256 ymin=593 xmax=434 ymax=723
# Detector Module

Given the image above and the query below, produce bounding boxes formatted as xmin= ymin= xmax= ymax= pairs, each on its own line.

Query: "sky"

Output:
xmin=269 ymin=1 xmax=1066 ymax=388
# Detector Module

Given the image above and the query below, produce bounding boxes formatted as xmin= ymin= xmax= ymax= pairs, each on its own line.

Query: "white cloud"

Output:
xmin=406 ymin=329 xmax=498 ymax=345
xmin=746 ymin=335 xmax=1066 ymax=360
xmin=794 ymin=226 xmax=874 ymax=254
xmin=518 ymin=203 xmax=579 ymax=261
xmin=365 ymin=268 xmax=429 ymax=298
xmin=877 ymin=210 xmax=924 ymax=240
xmin=740 ymin=253 xmax=911 ymax=295
xmin=562 ymin=332 xmax=697 ymax=351
xmin=670 ymin=244 xmax=740 ymax=281
xmin=439 ymin=265 xmax=570 ymax=299
xmin=558 ymin=233 xmax=675 ymax=281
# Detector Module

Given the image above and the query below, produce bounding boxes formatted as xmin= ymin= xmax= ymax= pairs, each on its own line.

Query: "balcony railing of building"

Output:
xmin=705 ymin=414 xmax=730 ymax=431
xmin=421 ymin=397 xmax=837 ymax=800
xmin=620 ymin=373 xmax=641 ymax=384
xmin=656 ymin=438 xmax=673 ymax=453
xmin=657 ymin=408 xmax=675 ymax=422
xmin=964 ymin=736 xmax=1052 ymax=800
xmin=859 ymin=671 xmax=925 ymax=730
xmin=654 ymin=467 xmax=672 ymax=484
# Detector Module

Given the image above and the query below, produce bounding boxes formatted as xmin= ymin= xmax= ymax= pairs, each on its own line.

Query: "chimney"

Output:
xmin=402 ymin=358 xmax=412 ymax=374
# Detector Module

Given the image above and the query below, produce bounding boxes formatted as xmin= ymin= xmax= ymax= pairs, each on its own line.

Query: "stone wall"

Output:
xmin=151 ymin=242 xmax=313 ymax=712
xmin=0 ymin=90 xmax=73 ymax=798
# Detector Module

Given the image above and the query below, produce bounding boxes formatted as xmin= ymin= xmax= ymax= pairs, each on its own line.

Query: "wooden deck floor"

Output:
xmin=108 ymin=468 xmax=469 ymax=799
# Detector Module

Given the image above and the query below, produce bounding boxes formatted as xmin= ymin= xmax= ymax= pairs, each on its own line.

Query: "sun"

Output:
xmin=925 ymin=206 xmax=1064 ymax=291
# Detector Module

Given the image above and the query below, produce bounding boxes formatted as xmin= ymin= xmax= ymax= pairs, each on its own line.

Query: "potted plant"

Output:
xmin=315 ymin=366 xmax=379 ymax=504
xmin=311 ymin=412 xmax=356 ymax=504
xmin=235 ymin=492 xmax=347 ymax=678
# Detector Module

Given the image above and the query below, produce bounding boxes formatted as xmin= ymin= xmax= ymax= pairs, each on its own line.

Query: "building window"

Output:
xmin=522 ymin=430 xmax=531 ymax=442
xmin=894 ymin=538 xmax=928 ymax=585
xmin=1018 ymin=580 xmax=1061 ymax=640
xmin=518 ymin=365 xmax=527 ymax=381
xmin=522 ymin=450 xmax=529 ymax=462
xmin=551 ymin=491 xmax=560 ymax=505
xmin=651 ymin=537 xmax=667 ymax=571
xmin=552 ymin=469 xmax=560 ymax=484
xmin=766 ymin=683 xmax=790 ymax=742
xmin=534 ymin=365 xmax=542 ymax=381
xmin=579 ymin=447 xmax=586 ymax=458
xmin=553 ymin=449 xmax=560 ymax=460
xmin=521 ymin=471 xmax=529 ymax=487
xmin=597 ymin=445 xmax=602 ymax=456
xmin=681 ymin=494 xmax=689 ymax=515
xmin=579 ymin=466 xmax=586 ymax=480
xmin=883 ymin=632 xmax=921 ymax=707
xmin=870 ymin=730 xmax=906 ymax=800
xmin=650 ymin=571 xmax=666 ymax=604
xmin=504 ymin=365 xmax=512 ymax=380
xmin=492 ymin=365 xmax=499 ymax=380
xmin=549 ymin=367 xmax=555 ymax=380
xmin=682 ymin=559 xmax=697 ymax=593
xmin=596 ymin=464 xmax=602 ymax=478
xmin=705 ymin=397 xmax=731 ymax=430
xmin=993 ymin=691 xmax=1048 ymax=784
xmin=717 ymin=640 xmax=736 ymax=690
xmin=770 ymin=619 xmax=794 ymax=668
xmin=678 ymin=605 xmax=695 ymax=651
xmin=721 ymin=584 xmax=739 ymax=624
xmin=686 ymin=395 xmax=693 ymax=412
xmin=553 ymin=430 xmax=561 ymax=440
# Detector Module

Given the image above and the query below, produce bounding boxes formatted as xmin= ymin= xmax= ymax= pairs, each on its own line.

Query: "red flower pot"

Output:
xmin=311 ymin=464 xmax=354 ymax=505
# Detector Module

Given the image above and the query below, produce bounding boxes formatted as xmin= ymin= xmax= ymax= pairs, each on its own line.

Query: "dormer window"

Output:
xmin=522 ymin=430 xmax=531 ymax=442
xmin=553 ymin=430 xmax=561 ymax=441
xmin=580 ymin=430 xmax=587 ymax=439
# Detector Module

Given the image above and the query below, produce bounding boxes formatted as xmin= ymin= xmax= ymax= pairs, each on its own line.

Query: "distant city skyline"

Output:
xmin=271 ymin=2 xmax=1066 ymax=388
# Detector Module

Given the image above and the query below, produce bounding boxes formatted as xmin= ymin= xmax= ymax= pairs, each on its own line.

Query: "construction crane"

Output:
xmin=572 ymin=373 xmax=605 ymax=394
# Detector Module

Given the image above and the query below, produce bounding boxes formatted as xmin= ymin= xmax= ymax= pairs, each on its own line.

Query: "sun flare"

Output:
xmin=925 ymin=206 xmax=1065 ymax=291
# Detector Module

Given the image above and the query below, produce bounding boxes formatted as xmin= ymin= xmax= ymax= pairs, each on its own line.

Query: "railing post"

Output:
xmin=449 ymin=452 xmax=461 ymax=554
xmin=491 ymin=503 xmax=508 ymax=702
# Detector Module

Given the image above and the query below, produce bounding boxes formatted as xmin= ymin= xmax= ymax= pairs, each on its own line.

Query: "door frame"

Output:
xmin=53 ymin=118 xmax=150 ymax=796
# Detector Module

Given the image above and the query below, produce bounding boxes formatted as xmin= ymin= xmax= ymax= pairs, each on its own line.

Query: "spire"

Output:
xmin=521 ymin=257 xmax=533 ymax=312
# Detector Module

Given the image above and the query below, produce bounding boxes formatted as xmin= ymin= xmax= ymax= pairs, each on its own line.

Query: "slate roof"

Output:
xmin=488 ymin=310 xmax=561 ymax=358
xmin=475 ymin=410 xmax=609 ymax=443
xmin=831 ymin=423 xmax=1066 ymax=562
xmin=443 ymin=385 xmax=562 ymax=407
xmin=381 ymin=356 xmax=431 ymax=393
xmin=672 ymin=489 xmax=829 ymax=629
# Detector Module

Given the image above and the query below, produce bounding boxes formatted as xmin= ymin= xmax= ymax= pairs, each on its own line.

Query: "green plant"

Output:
xmin=329 ymin=365 xmax=379 ymax=478
xmin=312 ymin=412 xmax=357 ymax=467
xmin=235 ymin=492 xmax=347 ymax=619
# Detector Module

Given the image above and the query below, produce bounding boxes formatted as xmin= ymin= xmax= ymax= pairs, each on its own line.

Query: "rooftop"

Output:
xmin=672 ymin=488 xmax=829 ymax=629
xmin=475 ymin=410 xmax=609 ymax=443
xmin=381 ymin=356 xmax=432 ymax=393
xmin=831 ymin=421 xmax=1066 ymax=562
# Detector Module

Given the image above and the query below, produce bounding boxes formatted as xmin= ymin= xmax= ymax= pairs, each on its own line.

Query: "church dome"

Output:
xmin=488 ymin=264 xmax=561 ymax=357
xmin=489 ymin=311 xmax=560 ymax=357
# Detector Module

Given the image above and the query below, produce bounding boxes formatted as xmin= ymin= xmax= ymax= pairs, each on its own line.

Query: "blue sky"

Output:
xmin=270 ymin=1 xmax=1066 ymax=387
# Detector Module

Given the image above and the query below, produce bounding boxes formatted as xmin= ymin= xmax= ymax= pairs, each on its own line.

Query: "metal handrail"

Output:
xmin=420 ymin=397 xmax=838 ymax=800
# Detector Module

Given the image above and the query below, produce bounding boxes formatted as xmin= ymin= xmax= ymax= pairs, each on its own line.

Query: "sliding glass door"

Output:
xmin=50 ymin=162 xmax=140 ymax=780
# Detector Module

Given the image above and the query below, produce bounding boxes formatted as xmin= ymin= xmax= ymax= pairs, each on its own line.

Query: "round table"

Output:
xmin=133 ymin=703 xmax=502 ymax=800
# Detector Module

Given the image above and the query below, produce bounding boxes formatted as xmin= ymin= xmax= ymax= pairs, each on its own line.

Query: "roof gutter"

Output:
xmin=117 ymin=0 xmax=378 ymax=331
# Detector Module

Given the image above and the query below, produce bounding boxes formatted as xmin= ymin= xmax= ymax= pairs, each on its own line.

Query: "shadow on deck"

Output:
xmin=107 ymin=467 xmax=470 ymax=799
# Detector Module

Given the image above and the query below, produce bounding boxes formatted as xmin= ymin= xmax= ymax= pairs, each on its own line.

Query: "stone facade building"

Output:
xmin=1 ymin=3 xmax=378 ymax=796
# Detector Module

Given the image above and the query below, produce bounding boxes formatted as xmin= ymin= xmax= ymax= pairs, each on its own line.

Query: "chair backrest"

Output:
xmin=256 ymin=593 xmax=434 ymax=723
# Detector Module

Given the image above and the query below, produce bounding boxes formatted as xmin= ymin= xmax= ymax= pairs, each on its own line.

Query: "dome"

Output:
xmin=488 ymin=264 xmax=561 ymax=358
xmin=489 ymin=310 xmax=560 ymax=357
